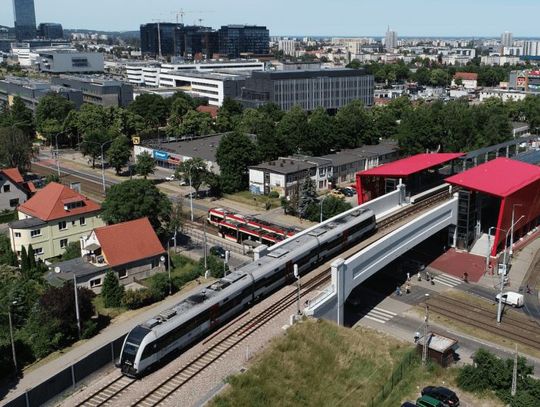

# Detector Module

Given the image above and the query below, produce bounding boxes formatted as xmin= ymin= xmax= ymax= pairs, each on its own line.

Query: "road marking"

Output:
xmin=364 ymin=307 xmax=397 ymax=324
xmin=433 ymin=274 xmax=463 ymax=287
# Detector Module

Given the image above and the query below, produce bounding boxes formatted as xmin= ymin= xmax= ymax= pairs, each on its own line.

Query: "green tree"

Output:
xmin=220 ymin=97 xmax=244 ymax=118
xmin=335 ymin=100 xmax=372 ymax=148
xmin=175 ymin=157 xmax=210 ymax=194
xmin=0 ymin=235 xmax=18 ymax=266
xmin=107 ymin=135 xmax=132 ymax=175
xmin=5 ymin=96 xmax=34 ymax=138
xmin=20 ymin=245 xmax=29 ymax=274
xmin=298 ymin=177 xmax=318 ymax=219
xmin=176 ymin=110 xmax=213 ymax=137
xmin=75 ymin=104 xmax=111 ymax=136
xmin=0 ymin=127 xmax=33 ymax=171
xmin=35 ymin=93 xmax=75 ymax=143
xmin=101 ymin=179 xmax=172 ymax=234
xmin=305 ymin=196 xmax=352 ymax=222
xmin=134 ymin=151 xmax=156 ymax=179
xmin=216 ymin=131 xmax=259 ymax=193
xmin=275 ymin=105 xmax=308 ymax=155
xmin=80 ymin=129 xmax=113 ymax=168
xmin=306 ymin=107 xmax=334 ymax=155
xmin=101 ymin=271 xmax=124 ymax=308
xmin=238 ymin=109 xmax=280 ymax=160
xmin=168 ymin=97 xmax=193 ymax=127
xmin=60 ymin=241 xmax=81 ymax=261
xmin=128 ymin=94 xmax=169 ymax=127
xmin=108 ymin=107 xmax=144 ymax=137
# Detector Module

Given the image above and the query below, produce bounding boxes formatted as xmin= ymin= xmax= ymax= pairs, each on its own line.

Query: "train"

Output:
xmin=119 ymin=207 xmax=377 ymax=377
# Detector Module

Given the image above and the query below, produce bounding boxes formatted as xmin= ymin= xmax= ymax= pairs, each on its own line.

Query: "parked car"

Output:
xmin=165 ymin=174 xmax=176 ymax=181
xmin=421 ymin=386 xmax=460 ymax=406
xmin=416 ymin=395 xmax=445 ymax=407
xmin=339 ymin=188 xmax=354 ymax=197
xmin=495 ymin=291 xmax=524 ymax=308
xmin=210 ymin=245 xmax=226 ymax=259
xmin=328 ymin=190 xmax=345 ymax=199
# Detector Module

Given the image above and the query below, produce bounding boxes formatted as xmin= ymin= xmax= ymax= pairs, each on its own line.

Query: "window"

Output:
xmin=30 ymin=229 xmax=41 ymax=237
xmin=33 ymin=247 xmax=43 ymax=255
xmin=3 ymin=184 xmax=10 ymax=192
xmin=118 ymin=269 xmax=128 ymax=279
xmin=14 ymin=232 xmax=21 ymax=238
xmin=9 ymin=198 xmax=19 ymax=207
xmin=90 ymin=278 xmax=102 ymax=288
xmin=80 ymin=217 xmax=86 ymax=226
xmin=60 ymin=238 xmax=68 ymax=249
xmin=58 ymin=221 xmax=67 ymax=231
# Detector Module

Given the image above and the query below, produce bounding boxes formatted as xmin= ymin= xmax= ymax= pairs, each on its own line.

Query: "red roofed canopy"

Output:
xmin=359 ymin=153 xmax=465 ymax=178
xmin=94 ymin=217 xmax=165 ymax=267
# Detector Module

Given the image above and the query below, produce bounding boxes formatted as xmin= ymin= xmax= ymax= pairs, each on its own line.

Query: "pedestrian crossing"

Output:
xmin=363 ymin=307 xmax=397 ymax=324
xmin=432 ymin=273 xmax=463 ymax=288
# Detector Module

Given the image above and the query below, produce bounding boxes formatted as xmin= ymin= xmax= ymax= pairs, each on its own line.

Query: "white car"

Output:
xmin=495 ymin=291 xmax=524 ymax=308
xmin=165 ymin=174 xmax=176 ymax=181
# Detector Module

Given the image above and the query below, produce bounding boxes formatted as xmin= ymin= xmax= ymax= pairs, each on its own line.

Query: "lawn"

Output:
xmin=211 ymin=319 xmax=411 ymax=407
xmin=224 ymin=191 xmax=281 ymax=210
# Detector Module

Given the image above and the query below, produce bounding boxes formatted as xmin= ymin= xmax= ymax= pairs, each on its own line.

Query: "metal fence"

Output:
xmin=4 ymin=335 xmax=126 ymax=407
xmin=182 ymin=226 xmax=247 ymax=256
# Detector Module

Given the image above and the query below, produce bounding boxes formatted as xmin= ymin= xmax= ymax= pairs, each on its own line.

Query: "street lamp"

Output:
xmin=319 ymin=195 xmax=328 ymax=223
xmin=422 ymin=293 xmax=430 ymax=366
xmin=294 ymin=264 xmax=301 ymax=315
xmin=224 ymin=250 xmax=230 ymax=277
xmin=7 ymin=300 xmax=18 ymax=375
xmin=509 ymin=204 xmax=523 ymax=257
xmin=52 ymin=130 xmax=68 ymax=178
xmin=79 ymin=140 xmax=113 ymax=195
xmin=189 ymin=172 xmax=194 ymax=222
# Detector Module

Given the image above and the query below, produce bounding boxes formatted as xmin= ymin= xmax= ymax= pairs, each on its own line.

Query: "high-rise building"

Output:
xmin=37 ymin=23 xmax=64 ymax=39
xmin=218 ymin=25 xmax=269 ymax=58
xmin=175 ymin=26 xmax=219 ymax=59
xmin=524 ymin=40 xmax=540 ymax=57
xmin=384 ymin=27 xmax=398 ymax=51
xmin=140 ymin=23 xmax=182 ymax=58
xmin=501 ymin=31 xmax=514 ymax=48
xmin=12 ymin=0 xmax=37 ymax=40
xmin=278 ymin=39 xmax=297 ymax=56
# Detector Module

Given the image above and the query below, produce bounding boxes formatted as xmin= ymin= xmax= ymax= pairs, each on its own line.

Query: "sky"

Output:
xmin=2 ymin=0 xmax=540 ymax=37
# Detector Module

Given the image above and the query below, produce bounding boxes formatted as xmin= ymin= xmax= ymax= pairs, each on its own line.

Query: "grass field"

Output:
xmin=211 ymin=319 xmax=411 ymax=407
xmin=224 ymin=191 xmax=281 ymax=210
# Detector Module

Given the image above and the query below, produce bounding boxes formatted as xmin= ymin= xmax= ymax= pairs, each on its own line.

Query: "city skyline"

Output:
xmin=1 ymin=0 xmax=540 ymax=37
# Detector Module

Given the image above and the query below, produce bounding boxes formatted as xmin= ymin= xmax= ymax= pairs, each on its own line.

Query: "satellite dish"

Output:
xmin=54 ymin=267 xmax=61 ymax=274
xmin=160 ymin=256 xmax=166 ymax=263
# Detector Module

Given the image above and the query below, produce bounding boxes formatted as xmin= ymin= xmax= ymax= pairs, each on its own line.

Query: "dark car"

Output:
xmin=421 ymin=386 xmax=460 ymax=406
xmin=210 ymin=245 xmax=226 ymax=259
xmin=339 ymin=188 xmax=354 ymax=197
xmin=400 ymin=402 xmax=416 ymax=407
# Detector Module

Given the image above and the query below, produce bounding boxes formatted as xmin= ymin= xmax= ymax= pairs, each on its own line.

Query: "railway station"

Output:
xmin=355 ymin=153 xmax=464 ymax=204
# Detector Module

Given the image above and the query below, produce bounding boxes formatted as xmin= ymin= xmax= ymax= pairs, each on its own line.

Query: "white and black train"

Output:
xmin=119 ymin=207 xmax=376 ymax=377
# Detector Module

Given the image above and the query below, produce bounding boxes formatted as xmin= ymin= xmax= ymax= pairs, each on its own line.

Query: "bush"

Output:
xmin=268 ymin=191 xmax=279 ymax=199
xmin=148 ymin=272 xmax=170 ymax=300
xmin=101 ymin=271 xmax=125 ymax=308
xmin=122 ymin=288 xmax=155 ymax=310
xmin=81 ymin=319 xmax=99 ymax=339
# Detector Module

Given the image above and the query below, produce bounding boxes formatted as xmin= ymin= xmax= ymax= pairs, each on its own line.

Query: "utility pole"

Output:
xmin=8 ymin=301 xmax=18 ymax=375
xmin=73 ymin=275 xmax=81 ymax=339
xmin=511 ymin=344 xmax=518 ymax=396
xmin=510 ymin=204 xmax=522 ymax=257
xmin=294 ymin=264 xmax=301 ymax=316
xmin=224 ymin=250 xmax=229 ymax=277
xmin=203 ymin=218 xmax=208 ymax=278
xmin=422 ymin=293 xmax=430 ymax=366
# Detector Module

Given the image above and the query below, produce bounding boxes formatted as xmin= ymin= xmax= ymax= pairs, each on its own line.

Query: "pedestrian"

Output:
xmin=463 ymin=272 xmax=469 ymax=283
xmin=414 ymin=331 xmax=420 ymax=343
xmin=405 ymin=283 xmax=411 ymax=294
xmin=396 ymin=286 xmax=402 ymax=296
xmin=417 ymin=273 xmax=422 ymax=282
xmin=407 ymin=272 xmax=411 ymax=282
xmin=527 ymin=284 xmax=532 ymax=294
xmin=426 ymin=271 xmax=430 ymax=281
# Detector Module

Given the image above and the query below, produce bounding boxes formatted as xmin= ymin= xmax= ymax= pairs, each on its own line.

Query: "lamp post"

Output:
xmin=294 ymin=264 xmax=301 ymax=315
xmin=319 ymin=195 xmax=328 ymax=223
xmin=8 ymin=300 xmax=18 ymax=375
xmin=224 ymin=250 xmax=230 ymax=277
xmin=509 ymin=204 xmax=523 ymax=257
xmin=73 ymin=274 xmax=81 ymax=339
xmin=80 ymin=140 xmax=113 ymax=195
xmin=189 ymin=172 xmax=194 ymax=222
xmin=422 ymin=293 xmax=430 ymax=366
xmin=167 ymin=238 xmax=172 ymax=295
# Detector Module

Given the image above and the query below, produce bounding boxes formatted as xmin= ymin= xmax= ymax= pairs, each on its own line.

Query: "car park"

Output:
xmin=495 ymin=291 xmax=524 ymax=308
xmin=416 ymin=395 xmax=445 ymax=407
xmin=421 ymin=386 xmax=460 ymax=406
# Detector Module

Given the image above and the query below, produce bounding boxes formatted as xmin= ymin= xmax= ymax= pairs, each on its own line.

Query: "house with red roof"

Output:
xmin=47 ymin=217 xmax=166 ymax=292
xmin=0 ymin=168 xmax=36 ymax=211
xmin=452 ymin=72 xmax=478 ymax=90
xmin=8 ymin=182 xmax=104 ymax=260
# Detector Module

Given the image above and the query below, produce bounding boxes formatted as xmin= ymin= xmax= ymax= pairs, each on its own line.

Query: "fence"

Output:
xmin=4 ymin=335 xmax=127 ymax=407
xmin=182 ymin=226 xmax=247 ymax=256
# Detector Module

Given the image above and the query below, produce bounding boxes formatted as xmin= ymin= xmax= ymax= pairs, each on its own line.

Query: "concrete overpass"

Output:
xmin=304 ymin=195 xmax=459 ymax=324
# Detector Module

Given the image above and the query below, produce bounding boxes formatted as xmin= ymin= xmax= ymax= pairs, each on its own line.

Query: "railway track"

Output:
xmin=427 ymin=294 xmax=540 ymax=350
xmin=131 ymin=270 xmax=330 ymax=407
xmin=75 ymin=375 xmax=136 ymax=407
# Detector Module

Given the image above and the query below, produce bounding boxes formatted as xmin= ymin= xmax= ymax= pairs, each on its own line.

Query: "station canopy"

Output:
xmin=359 ymin=153 xmax=465 ymax=178
xmin=446 ymin=157 xmax=540 ymax=198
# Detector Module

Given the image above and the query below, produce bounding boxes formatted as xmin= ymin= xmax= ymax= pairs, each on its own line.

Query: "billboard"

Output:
xmin=153 ymin=150 xmax=169 ymax=160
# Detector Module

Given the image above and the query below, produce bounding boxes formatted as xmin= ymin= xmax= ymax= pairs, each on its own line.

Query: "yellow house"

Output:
xmin=9 ymin=182 xmax=105 ymax=260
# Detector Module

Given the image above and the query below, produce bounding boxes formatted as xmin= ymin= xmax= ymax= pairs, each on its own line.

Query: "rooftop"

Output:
xmin=250 ymin=159 xmax=315 ymax=175
xmin=453 ymin=72 xmax=478 ymax=81
xmin=250 ymin=68 xmax=369 ymax=80
xmin=359 ymin=153 xmax=464 ymax=177
xmin=446 ymin=157 xmax=540 ymax=198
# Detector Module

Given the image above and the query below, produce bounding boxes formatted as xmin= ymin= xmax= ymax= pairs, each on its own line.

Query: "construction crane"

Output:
xmin=171 ymin=9 xmax=214 ymax=25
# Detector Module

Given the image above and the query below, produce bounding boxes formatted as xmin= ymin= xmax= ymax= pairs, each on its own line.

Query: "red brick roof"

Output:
xmin=1 ymin=168 xmax=24 ymax=184
xmin=454 ymin=72 xmax=478 ymax=81
xmin=18 ymin=182 xmax=101 ymax=221
xmin=94 ymin=217 xmax=165 ymax=267
xmin=196 ymin=105 xmax=219 ymax=119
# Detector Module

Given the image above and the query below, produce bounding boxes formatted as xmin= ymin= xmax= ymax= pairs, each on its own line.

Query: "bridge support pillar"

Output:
xmin=332 ymin=259 xmax=346 ymax=326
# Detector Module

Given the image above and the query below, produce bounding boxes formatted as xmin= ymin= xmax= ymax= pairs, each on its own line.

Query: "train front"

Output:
xmin=119 ymin=326 xmax=151 ymax=377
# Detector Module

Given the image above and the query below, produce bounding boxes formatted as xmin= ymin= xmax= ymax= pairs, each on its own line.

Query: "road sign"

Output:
xmin=132 ymin=136 xmax=140 ymax=145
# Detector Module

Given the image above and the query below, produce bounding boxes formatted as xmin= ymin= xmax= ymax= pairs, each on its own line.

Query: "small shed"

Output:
xmin=416 ymin=332 xmax=458 ymax=367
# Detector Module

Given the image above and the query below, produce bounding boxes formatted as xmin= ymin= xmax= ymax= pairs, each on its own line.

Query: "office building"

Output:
xmin=218 ymin=25 xmax=269 ymax=58
xmin=0 ymin=76 xmax=84 ymax=111
xmin=51 ymin=75 xmax=133 ymax=107
xmin=12 ymin=0 xmax=36 ymax=40
xmin=37 ymin=23 xmax=64 ymax=39
xmin=140 ymin=22 xmax=182 ymax=57
xmin=38 ymin=49 xmax=104 ymax=73
xmin=175 ymin=26 xmax=219 ymax=59
xmin=239 ymin=68 xmax=374 ymax=111
xmin=384 ymin=27 xmax=398 ymax=51
xmin=278 ymin=39 xmax=297 ymax=56
xmin=501 ymin=31 xmax=514 ymax=48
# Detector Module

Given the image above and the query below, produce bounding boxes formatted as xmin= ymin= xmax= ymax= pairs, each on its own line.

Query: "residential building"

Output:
xmin=13 ymin=0 xmax=36 ymax=40
xmin=218 ymin=25 xmax=269 ymax=58
xmin=37 ymin=23 xmax=64 ymax=40
xmin=451 ymin=72 xmax=478 ymax=90
xmin=38 ymin=50 xmax=104 ymax=73
xmin=140 ymin=22 xmax=182 ymax=57
xmin=51 ymin=75 xmax=133 ymax=107
xmin=9 ymin=182 xmax=104 ymax=260
xmin=501 ymin=31 xmax=513 ymax=48
xmin=384 ymin=27 xmax=398 ymax=51
xmin=479 ymin=88 xmax=528 ymax=103
xmin=239 ymin=68 xmax=374 ymax=111
xmin=47 ymin=218 xmax=166 ymax=293
xmin=509 ymin=70 xmax=540 ymax=93
xmin=0 ymin=168 xmax=35 ymax=211
xmin=249 ymin=159 xmax=317 ymax=197
xmin=278 ymin=39 xmax=297 ymax=56
xmin=0 ymin=76 xmax=84 ymax=110
xmin=524 ymin=41 xmax=540 ymax=57
xmin=158 ymin=71 xmax=248 ymax=106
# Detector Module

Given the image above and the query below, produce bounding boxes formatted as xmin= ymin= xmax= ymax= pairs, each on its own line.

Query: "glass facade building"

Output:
xmin=13 ymin=0 xmax=36 ymax=40
xmin=140 ymin=23 xmax=181 ymax=57
xmin=37 ymin=23 xmax=64 ymax=39
xmin=218 ymin=25 xmax=269 ymax=58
